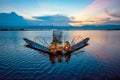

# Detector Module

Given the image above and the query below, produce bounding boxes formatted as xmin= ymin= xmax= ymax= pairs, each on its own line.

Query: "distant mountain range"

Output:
xmin=0 ymin=12 xmax=120 ymax=30
xmin=72 ymin=25 xmax=120 ymax=30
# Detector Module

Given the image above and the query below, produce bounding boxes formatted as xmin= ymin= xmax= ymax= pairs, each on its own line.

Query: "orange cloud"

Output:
xmin=70 ymin=17 xmax=111 ymax=26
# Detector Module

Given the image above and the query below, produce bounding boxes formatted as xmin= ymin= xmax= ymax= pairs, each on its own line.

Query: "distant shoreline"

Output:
xmin=0 ymin=28 xmax=120 ymax=31
xmin=0 ymin=25 xmax=120 ymax=31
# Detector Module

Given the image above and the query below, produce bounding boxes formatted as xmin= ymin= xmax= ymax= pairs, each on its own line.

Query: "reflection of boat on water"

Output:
xmin=23 ymin=30 xmax=90 ymax=63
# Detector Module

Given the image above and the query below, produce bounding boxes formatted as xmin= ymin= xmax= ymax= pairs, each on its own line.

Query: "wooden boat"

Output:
xmin=23 ymin=37 xmax=89 ymax=54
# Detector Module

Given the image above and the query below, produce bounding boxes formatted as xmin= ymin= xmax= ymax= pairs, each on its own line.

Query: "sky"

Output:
xmin=0 ymin=0 xmax=120 ymax=26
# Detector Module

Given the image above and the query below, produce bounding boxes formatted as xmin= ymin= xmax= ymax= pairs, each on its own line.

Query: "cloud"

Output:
xmin=75 ymin=0 xmax=120 ymax=20
xmin=103 ymin=20 xmax=120 ymax=25
xmin=34 ymin=15 xmax=72 ymax=26
xmin=70 ymin=17 xmax=111 ymax=26
xmin=0 ymin=12 xmax=30 ymax=27
xmin=0 ymin=12 xmax=119 ymax=28
xmin=70 ymin=16 xmax=120 ymax=26
xmin=105 ymin=8 xmax=120 ymax=18
xmin=0 ymin=12 xmax=72 ymax=27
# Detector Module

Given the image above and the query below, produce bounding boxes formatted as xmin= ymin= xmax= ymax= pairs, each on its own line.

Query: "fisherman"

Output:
xmin=64 ymin=41 xmax=71 ymax=51
xmin=49 ymin=42 xmax=57 ymax=53
xmin=57 ymin=41 xmax=63 ymax=51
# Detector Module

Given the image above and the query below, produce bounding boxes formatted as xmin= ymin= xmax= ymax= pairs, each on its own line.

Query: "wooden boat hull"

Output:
xmin=23 ymin=38 xmax=89 ymax=54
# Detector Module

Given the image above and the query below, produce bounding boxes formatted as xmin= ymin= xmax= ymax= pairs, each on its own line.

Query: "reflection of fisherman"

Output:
xmin=49 ymin=52 xmax=63 ymax=64
xmin=49 ymin=42 xmax=57 ymax=53
xmin=64 ymin=52 xmax=71 ymax=62
xmin=49 ymin=54 xmax=56 ymax=64
xmin=64 ymin=41 xmax=71 ymax=51
xmin=56 ymin=52 xmax=63 ymax=63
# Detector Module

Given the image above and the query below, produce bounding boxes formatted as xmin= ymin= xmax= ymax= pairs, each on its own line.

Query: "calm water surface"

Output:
xmin=0 ymin=30 xmax=120 ymax=80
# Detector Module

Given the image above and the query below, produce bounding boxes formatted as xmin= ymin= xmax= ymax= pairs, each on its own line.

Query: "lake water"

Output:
xmin=0 ymin=30 xmax=120 ymax=80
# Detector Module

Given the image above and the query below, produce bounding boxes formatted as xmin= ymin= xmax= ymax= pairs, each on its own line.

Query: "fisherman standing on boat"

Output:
xmin=49 ymin=42 xmax=57 ymax=53
xmin=64 ymin=41 xmax=71 ymax=51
